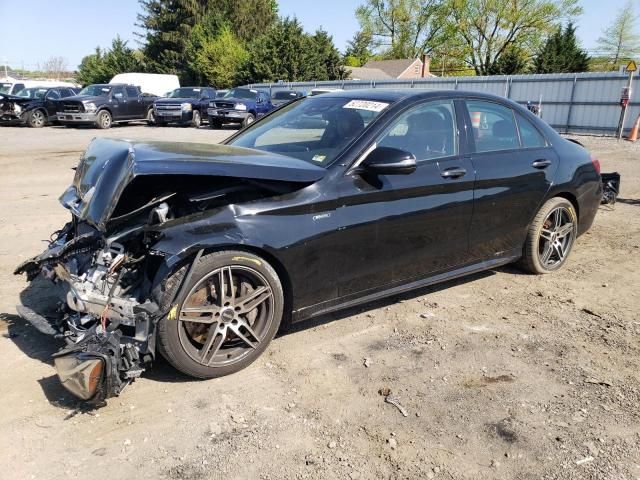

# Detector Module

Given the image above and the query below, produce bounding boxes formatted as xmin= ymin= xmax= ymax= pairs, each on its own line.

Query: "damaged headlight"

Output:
xmin=83 ymin=102 xmax=97 ymax=113
xmin=13 ymin=104 xmax=22 ymax=114
xmin=54 ymin=354 xmax=104 ymax=400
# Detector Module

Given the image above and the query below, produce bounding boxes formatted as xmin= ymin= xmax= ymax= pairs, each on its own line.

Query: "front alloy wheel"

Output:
xmin=28 ymin=109 xmax=46 ymax=128
xmin=157 ymin=251 xmax=284 ymax=378
xmin=520 ymin=197 xmax=578 ymax=274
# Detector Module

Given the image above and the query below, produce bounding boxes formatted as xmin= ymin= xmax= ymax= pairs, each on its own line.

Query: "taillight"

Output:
xmin=590 ymin=155 xmax=601 ymax=174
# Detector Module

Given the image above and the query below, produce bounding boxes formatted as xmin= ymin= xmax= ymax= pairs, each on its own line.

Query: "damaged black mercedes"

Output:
xmin=15 ymin=90 xmax=602 ymax=403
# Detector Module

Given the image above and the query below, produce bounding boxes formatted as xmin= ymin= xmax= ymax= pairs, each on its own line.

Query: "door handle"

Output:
xmin=532 ymin=159 xmax=551 ymax=169
xmin=441 ymin=167 xmax=467 ymax=179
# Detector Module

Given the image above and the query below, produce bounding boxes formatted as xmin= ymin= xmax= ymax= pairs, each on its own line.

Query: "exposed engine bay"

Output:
xmin=14 ymin=137 xmax=321 ymax=403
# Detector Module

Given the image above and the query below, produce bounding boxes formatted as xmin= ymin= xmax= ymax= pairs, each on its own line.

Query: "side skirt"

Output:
xmin=292 ymin=250 xmax=521 ymax=323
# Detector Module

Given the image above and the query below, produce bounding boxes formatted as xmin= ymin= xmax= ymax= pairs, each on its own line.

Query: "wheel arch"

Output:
xmin=549 ymin=191 xmax=580 ymax=221
xmin=153 ymin=243 xmax=294 ymax=330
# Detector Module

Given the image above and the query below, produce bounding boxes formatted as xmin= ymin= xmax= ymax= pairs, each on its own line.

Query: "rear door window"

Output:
xmin=516 ymin=113 xmax=547 ymax=148
xmin=465 ymin=100 xmax=520 ymax=153
xmin=125 ymin=86 xmax=139 ymax=97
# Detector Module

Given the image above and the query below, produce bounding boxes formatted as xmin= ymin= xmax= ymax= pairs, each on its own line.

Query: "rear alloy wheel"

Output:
xmin=157 ymin=251 xmax=284 ymax=378
xmin=27 ymin=109 xmax=46 ymax=128
xmin=241 ymin=113 xmax=255 ymax=128
xmin=95 ymin=110 xmax=112 ymax=129
xmin=520 ymin=197 xmax=578 ymax=274
xmin=191 ymin=110 xmax=202 ymax=128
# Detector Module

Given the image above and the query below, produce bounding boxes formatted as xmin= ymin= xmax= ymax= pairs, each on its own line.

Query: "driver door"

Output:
xmin=333 ymin=99 xmax=476 ymax=297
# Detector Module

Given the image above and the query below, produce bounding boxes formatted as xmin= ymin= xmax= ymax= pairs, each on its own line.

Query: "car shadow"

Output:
xmin=7 ymin=264 xmax=517 ymax=405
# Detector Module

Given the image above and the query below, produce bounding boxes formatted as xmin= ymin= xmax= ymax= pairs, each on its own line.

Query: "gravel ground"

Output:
xmin=0 ymin=124 xmax=639 ymax=480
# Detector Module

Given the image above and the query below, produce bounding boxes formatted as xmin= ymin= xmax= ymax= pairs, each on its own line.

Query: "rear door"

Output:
xmin=462 ymin=99 xmax=558 ymax=260
xmin=334 ymin=99 xmax=476 ymax=296
xmin=110 ymin=85 xmax=128 ymax=119
xmin=44 ymin=89 xmax=61 ymax=118
xmin=126 ymin=86 xmax=144 ymax=118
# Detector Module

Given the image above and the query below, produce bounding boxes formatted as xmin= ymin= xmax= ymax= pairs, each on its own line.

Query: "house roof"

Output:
xmin=346 ymin=66 xmax=392 ymax=80
xmin=362 ymin=59 xmax=420 ymax=78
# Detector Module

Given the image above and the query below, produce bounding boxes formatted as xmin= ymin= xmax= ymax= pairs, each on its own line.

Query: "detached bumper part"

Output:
xmin=54 ymin=355 xmax=104 ymax=401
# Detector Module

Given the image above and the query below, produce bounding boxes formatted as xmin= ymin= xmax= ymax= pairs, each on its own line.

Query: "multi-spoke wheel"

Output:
xmin=157 ymin=251 xmax=284 ymax=378
xmin=520 ymin=197 xmax=578 ymax=274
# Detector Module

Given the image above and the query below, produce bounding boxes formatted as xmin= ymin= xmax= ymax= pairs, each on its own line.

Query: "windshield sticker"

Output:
xmin=193 ymin=88 xmax=201 ymax=91
xmin=343 ymin=100 xmax=389 ymax=112
xmin=101 ymin=88 xmax=110 ymax=92
xmin=312 ymin=154 xmax=326 ymax=162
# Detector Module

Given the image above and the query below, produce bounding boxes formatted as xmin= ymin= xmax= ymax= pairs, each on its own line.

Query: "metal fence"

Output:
xmin=248 ymin=72 xmax=640 ymax=136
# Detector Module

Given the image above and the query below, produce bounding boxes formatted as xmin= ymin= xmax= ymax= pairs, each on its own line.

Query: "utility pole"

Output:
xmin=617 ymin=60 xmax=637 ymax=139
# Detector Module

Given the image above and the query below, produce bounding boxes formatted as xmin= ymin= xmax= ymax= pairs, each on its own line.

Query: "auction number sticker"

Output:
xmin=343 ymin=100 xmax=389 ymax=112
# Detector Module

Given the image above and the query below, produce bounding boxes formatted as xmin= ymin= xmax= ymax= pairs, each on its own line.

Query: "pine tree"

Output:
xmin=343 ymin=31 xmax=373 ymax=67
xmin=534 ymin=23 xmax=590 ymax=74
xmin=596 ymin=1 xmax=640 ymax=70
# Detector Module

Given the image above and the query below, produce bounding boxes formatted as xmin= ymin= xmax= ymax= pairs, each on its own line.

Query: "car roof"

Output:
xmin=318 ymin=88 xmax=513 ymax=104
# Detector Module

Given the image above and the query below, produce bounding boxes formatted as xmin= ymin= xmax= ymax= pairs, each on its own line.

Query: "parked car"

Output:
xmin=110 ymin=73 xmax=180 ymax=97
xmin=0 ymin=86 xmax=79 ymax=127
xmin=0 ymin=79 xmax=77 ymax=96
xmin=271 ymin=89 xmax=305 ymax=107
xmin=153 ymin=86 xmax=217 ymax=127
xmin=15 ymin=89 xmax=602 ymax=402
xmin=56 ymin=84 xmax=157 ymax=129
xmin=207 ymin=87 xmax=275 ymax=128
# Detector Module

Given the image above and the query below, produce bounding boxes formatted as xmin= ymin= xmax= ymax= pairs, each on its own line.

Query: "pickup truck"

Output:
xmin=207 ymin=87 xmax=275 ymax=129
xmin=56 ymin=84 xmax=157 ymax=129
xmin=153 ymin=86 xmax=217 ymax=128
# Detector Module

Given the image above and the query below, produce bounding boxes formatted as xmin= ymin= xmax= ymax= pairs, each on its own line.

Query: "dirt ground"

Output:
xmin=0 ymin=122 xmax=638 ymax=480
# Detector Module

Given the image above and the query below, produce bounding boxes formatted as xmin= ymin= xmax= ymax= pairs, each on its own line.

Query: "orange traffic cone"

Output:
xmin=627 ymin=114 xmax=640 ymax=142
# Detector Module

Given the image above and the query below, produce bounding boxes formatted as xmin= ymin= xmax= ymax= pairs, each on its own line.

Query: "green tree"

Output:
xmin=355 ymin=0 xmax=450 ymax=59
xmin=449 ymin=0 xmax=582 ymax=76
xmin=76 ymin=37 xmax=143 ymax=85
xmin=186 ymin=24 xmax=248 ymax=88
xmin=488 ymin=45 xmax=531 ymax=75
xmin=307 ymin=29 xmax=348 ymax=80
xmin=344 ymin=30 xmax=373 ymax=66
xmin=534 ymin=23 xmax=590 ymax=73
xmin=136 ymin=0 xmax=208 ymax=82
xmin=596 ymin=1 xmax=640 ymax=70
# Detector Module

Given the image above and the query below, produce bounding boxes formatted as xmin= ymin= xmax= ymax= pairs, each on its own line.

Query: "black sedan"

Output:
xmin=15 ymin=89 xmax=602 ymax=402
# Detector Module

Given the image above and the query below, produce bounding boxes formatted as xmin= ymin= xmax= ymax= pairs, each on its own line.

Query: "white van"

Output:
xmin=109 ymin=73 xmax=180 ymax=97
xmin=0 ymin=79 xmax=77 ymax=96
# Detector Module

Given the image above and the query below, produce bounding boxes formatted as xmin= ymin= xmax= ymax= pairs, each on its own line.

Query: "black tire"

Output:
xmin=27 ymin=109 xmax=46 ymax=128
xmin=241 ymin=113 xmax=255 ymax=128
xmin=95 ymin=110 xmax=112 ymax=129
xmin=146 ymin=108 xmax=156 ymax=126
xmin=519 ymin=197 xmax=578 ymax=274
xmin=209 ymin=119 xmax=221 ymax=129
xmin=156 ymin=250 xmax=284 ymax=379
xmin=191 ymin=110 xmax=202 ymax=128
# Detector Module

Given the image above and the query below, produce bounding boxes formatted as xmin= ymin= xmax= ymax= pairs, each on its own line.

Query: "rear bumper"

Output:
xmin=57 ymin=112 xmax=98 ymax=124
xmin=577 ymin=180 xmax=602 ymax=236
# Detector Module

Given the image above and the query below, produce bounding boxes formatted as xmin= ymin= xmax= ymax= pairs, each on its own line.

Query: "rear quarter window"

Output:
xmin=516 ymin=113 xmax=547 ymax=148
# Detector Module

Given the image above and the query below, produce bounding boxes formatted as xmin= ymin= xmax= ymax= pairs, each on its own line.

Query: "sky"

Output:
xmin=0 ymin=0 xmax=635 ymax=70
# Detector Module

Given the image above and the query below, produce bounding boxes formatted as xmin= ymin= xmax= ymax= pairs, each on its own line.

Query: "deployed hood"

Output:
xmin=59 ymin=138 xmax=326 ymax=231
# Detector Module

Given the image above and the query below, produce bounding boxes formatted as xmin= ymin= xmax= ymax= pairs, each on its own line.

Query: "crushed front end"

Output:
xmin=15 ymin=219 xmax=162 ymax=403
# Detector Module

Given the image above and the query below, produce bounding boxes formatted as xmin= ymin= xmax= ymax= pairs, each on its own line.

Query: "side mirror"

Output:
xmin=360 ymin=147 xmax=417 ymax=175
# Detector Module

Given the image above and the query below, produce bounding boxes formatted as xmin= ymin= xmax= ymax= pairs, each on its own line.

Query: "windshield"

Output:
xmin=169 ymin=87 xmax=203 ymax=98
xmin=0 ymin=83 xmax=12 ymax=94
xmin=228 ymin=96 xmax=390 ymax=166
xmin=273 ymin=91 xmax=301 ymax=100
xmin=16 ymin=88 xmax=48 ymax=99
xmin=79 ymin=85 xmax=111 ymax=96
xmin=224 ymin=88 xmax=257 ymax=100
